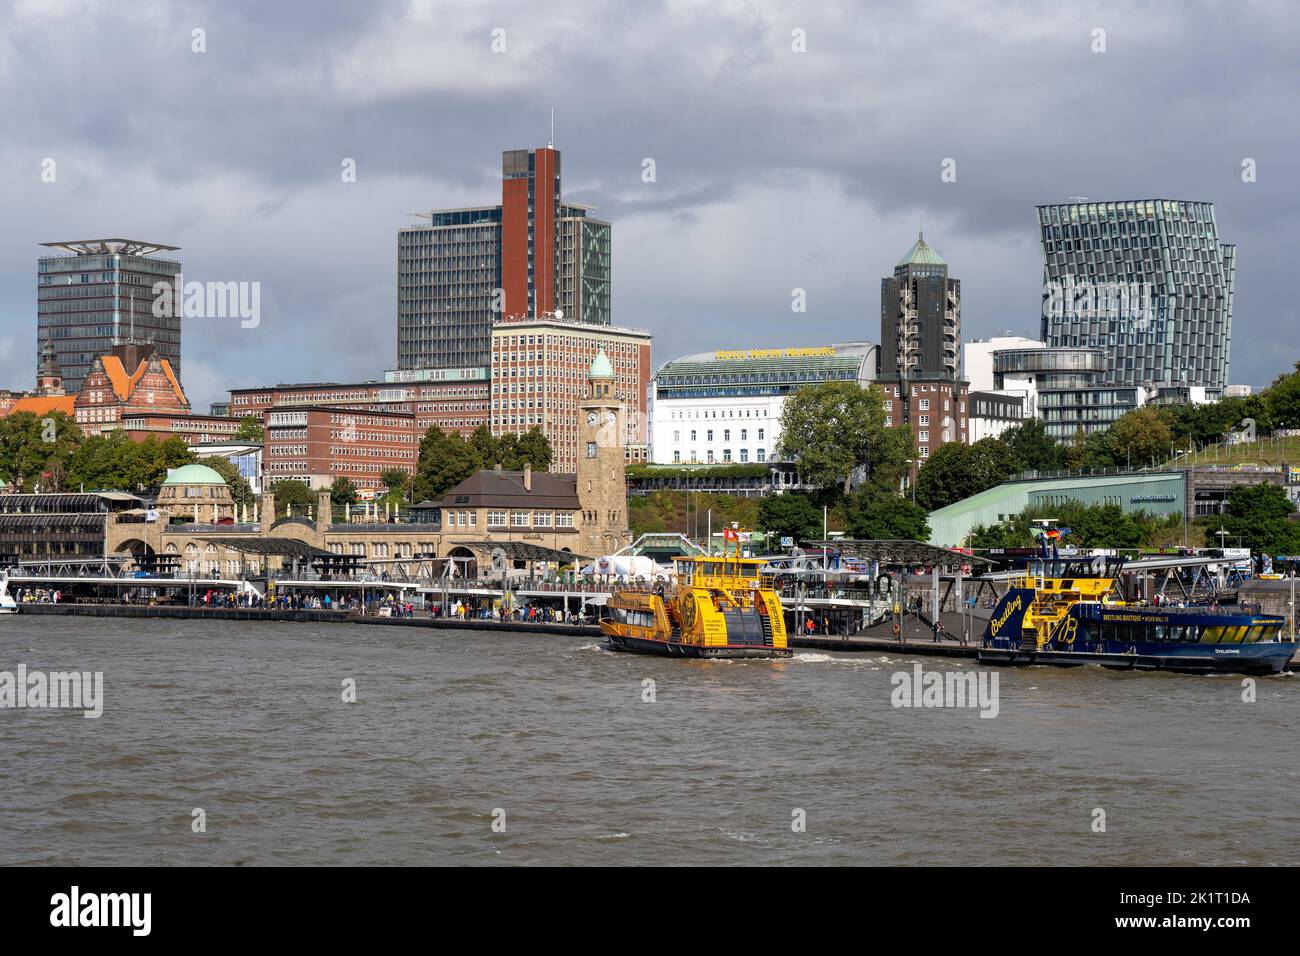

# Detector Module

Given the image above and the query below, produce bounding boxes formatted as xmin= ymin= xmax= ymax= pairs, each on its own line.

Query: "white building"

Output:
xmin=649 ymin=343 xmax=877 ymax=465
xmin=962 ymin=335 xmax=1043 ymax=392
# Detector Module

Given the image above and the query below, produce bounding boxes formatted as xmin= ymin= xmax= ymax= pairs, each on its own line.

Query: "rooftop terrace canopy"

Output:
xmin=450 ymin=541 xmax=593 ymax=564
xmin=801 ymin=539 xmax=993 ymax=568
xmin=41 ymin=239 xmax=180 ymax=257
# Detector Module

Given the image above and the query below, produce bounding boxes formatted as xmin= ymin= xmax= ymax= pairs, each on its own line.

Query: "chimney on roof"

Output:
xmin=523 ymin=462 xmax=532 ymax=492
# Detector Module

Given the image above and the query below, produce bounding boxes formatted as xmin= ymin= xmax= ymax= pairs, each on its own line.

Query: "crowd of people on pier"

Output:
xmin=428 ymin=600 xmax=592 ymax=625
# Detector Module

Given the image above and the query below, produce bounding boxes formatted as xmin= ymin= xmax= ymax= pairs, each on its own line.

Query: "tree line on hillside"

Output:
xmin=913 ymin=362 xmax=1300 ymax=514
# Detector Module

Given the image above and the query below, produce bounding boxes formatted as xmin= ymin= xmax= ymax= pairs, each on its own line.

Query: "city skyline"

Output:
xmin=3 ymin=1 xmax=1298 ymax=412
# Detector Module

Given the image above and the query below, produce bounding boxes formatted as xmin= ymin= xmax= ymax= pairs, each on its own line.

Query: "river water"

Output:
xmin=1 ymin=616 xmax=1296 ymax=866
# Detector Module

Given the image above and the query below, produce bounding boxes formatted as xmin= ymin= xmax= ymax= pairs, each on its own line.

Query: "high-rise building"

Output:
xmin=490 ymin=315 xmax=650 ymax=474
xmin=879 ymin=232 xmax=961 ymax=382
xmin=879 ymin=233 xmax=964 ymax=467
xmin=37 ymin=239 xmax=182 ymax=394
xmin=558 ymin=204 xmax=612 ymax=326
xmin=397 ymin=144 xmax=612 ymax=373
xmin=1036 ymin=199 xmax=1234 ymax=397
xmin=397 ymin=207 xmax=502 ymax=373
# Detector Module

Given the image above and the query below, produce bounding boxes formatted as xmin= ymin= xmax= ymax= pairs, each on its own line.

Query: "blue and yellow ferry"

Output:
xmin=980 ymin=555 xmax=1294 ymax=675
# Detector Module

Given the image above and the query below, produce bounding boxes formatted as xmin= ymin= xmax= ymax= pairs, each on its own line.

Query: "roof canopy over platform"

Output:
xmin=196 ymin=537 xmax=332 ymax=558
xmin=449 ymin=541 xmax=592 ymax=564
xmin=801 ymin=539 xmax=992 ymax=568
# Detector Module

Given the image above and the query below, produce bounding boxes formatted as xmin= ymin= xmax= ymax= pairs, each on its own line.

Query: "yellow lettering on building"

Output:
xmin=713 ymin=346 xmax=836 ymax=361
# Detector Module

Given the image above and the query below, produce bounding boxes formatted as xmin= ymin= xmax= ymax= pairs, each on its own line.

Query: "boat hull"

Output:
xmin=603 ymin=632 xmax=792 ymax=659
xmin=978 ymin=641 xmax=1295 ymax=675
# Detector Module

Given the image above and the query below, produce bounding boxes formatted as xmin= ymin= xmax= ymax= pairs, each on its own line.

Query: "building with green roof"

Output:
xmin=649 ymin=341 xmax=877 ymax=465
xmin=926 ymin=470 xmax=1186 ymax=546
xmin=161 ymin=463 xmax=228 ymax=486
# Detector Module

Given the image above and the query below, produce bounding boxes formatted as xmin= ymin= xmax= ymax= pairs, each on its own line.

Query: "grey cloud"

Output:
xmin=1 ymin=0 xmax=1296 ymax=410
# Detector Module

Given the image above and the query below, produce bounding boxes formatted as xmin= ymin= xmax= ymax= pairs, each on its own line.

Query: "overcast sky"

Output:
xmin=2 ymin=0 xmax=1296 ymax=410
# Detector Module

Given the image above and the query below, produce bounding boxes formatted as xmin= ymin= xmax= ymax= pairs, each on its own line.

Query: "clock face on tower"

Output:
xmin=586 ymin=411 xmax=598 ymax=426
xmin=606 ymin=411 xmax=617 ymax=428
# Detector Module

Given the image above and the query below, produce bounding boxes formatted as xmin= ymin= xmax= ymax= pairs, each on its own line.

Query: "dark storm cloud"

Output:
xmin=1 ymin=0 xmax=1296 ymax=409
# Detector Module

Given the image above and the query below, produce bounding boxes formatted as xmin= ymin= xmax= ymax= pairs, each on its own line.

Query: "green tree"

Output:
xmin=516 ymin=426 xmax=553 ymax=470
xmin=1265 ymin=362 xmax=1300 ymax=431
xmin=845 ymin=491 xmax=930 ymax=540
xmin=913 ymin=442 xmax=971 ymax=511
xmin=495 ymin=432 xmax=521 ymax=470
xmin=969 ymin=513 xmax=1036 ymax=550
xmin=757 ymin=492 xmax=823 ymax=545
xmin=467 ymin=425 xmax=499 ymax=468
xmin=1221 ymin=483 xmax=1300 ymax=556
xmin=1080 ymin=427 xmax=1118 ymax=470
xmin=66 ymin=432 xmax=193 ymax=492
xmin=777 ymin=381 xmax=905 ymax=494
xmin=1056 ymin=502 xmax=1144 ymax=549
xmin=329 ymin=477 xmax=359 ymax=519
xmin=198 ymin=456 xmax=255 ymax=509
xmin=1060 ymin=427 xmax=1088 ymax=470
xmin=233 ymin=415 xmax=264 ymax=442
xmin=966 ymin=437 xmax=1019 ymax=492
xmin=0 ymin=410 xmax=82 ymax=491
xmin=380 ymin=467 xmax=410 ymax=504
xmin=1002 ymin=417 xmax=1062 ymax=473
xmin=1108 ymin=407 xmax=1171 ymax=467
xmin=269 ymin=479 xmax=314 ymax=518
xmin=412 ymin=427 xmax=479 ymax=502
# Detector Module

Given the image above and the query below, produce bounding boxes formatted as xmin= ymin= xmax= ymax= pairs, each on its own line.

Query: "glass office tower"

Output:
xmin=37 ymin=239 xmax=182 ymax=394
xmin=1037 ymin=200 xmax=1234 ymax=397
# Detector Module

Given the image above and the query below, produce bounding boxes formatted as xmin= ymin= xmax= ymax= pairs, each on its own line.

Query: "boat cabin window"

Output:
xmin=1219 ymin=626 xmax=1246 ymax=643
xmin=612 ymin=607 xmax=656 ymax=628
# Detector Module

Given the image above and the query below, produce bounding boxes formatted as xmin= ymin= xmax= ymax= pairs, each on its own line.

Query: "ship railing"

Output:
xmin=1081 ymin=601 xmax=1266 ymax=617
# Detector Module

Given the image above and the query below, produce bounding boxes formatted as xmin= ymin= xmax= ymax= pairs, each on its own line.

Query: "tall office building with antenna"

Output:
xmin=36 ymin=239 xmax=183 ymax=393
xmin=397 ymin=135 xmax=612 ymax=374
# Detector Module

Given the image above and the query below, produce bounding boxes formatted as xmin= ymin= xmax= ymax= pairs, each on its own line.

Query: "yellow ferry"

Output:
xmin=600 ymin=549 xmax=790 ymax=658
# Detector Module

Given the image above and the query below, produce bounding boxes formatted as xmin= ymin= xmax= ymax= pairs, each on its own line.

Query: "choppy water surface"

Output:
xmin=1 ymin=617 xmax=1296 ymax=865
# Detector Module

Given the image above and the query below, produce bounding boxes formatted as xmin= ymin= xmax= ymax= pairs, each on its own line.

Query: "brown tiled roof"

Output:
xmin=434 ymin=470 xmax=580 ymax=509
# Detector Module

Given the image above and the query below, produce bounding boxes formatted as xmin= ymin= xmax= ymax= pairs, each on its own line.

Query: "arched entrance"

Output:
xmin=447 ymin=546 xmax=477 ymax=580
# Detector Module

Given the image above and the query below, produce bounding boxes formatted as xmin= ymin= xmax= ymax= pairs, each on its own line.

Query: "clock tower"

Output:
xmin=576 ymin=348 xmax=629 ymax=555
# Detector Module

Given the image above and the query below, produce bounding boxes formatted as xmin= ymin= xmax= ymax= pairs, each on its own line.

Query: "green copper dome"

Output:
xmin=162 ymin=463 xmax=227 ymax=486
xmin=589 ymin=348 xmax=615 ymax=380
xmin=897 ymin=230 xmax=946 ymax=268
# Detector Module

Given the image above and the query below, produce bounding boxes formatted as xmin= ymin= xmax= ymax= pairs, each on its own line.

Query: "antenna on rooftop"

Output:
xmin=549 ymin=108 xmax=555 ymax=148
